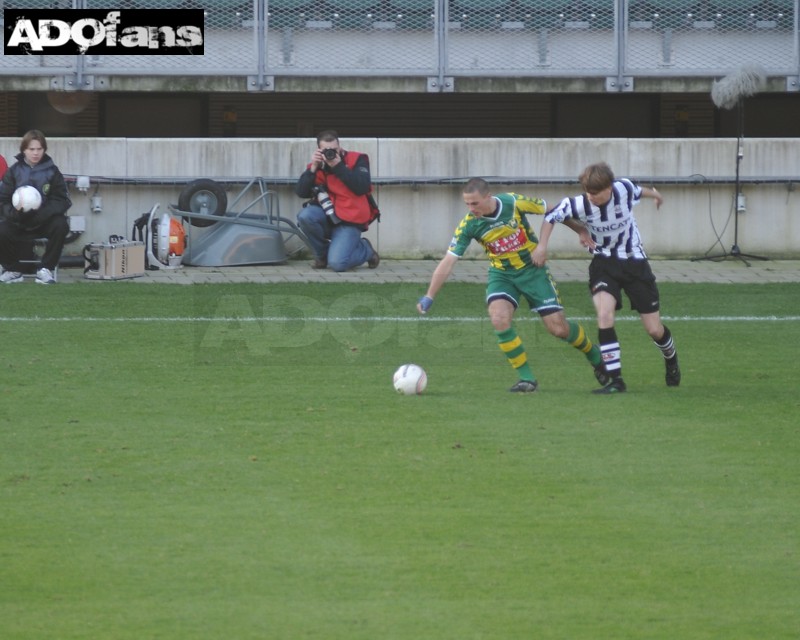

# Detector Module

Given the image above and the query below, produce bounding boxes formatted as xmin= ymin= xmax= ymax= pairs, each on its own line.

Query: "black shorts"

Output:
xmin=588 ymin=256 xmax=660 ymax=314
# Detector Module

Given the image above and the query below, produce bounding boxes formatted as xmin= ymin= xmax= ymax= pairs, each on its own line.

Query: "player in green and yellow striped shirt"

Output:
xmin=417 ymin=177 xmax=608 ymax=393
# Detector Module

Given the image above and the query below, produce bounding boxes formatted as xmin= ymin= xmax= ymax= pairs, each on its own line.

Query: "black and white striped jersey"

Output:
xmin=546 ymin=178 xmax=647 ymax=260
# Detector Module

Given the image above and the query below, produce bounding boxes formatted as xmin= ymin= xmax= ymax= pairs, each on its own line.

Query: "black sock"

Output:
xmin=598 ymin=327 xmax=622 ymax=379
xmin=654 ymin=325 xmax=678 ymax=364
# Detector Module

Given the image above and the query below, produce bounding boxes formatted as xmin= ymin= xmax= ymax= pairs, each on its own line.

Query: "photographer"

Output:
xmin=295 ymin=130 xmax=380 ymax=271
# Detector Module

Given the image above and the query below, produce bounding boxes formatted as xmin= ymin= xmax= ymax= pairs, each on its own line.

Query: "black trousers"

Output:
xmin=0 ymin=216 xmax=70 ymax=271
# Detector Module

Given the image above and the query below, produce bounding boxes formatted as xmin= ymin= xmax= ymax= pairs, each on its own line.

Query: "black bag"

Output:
xmin=131 ymin=211 xmax=160 ymax=270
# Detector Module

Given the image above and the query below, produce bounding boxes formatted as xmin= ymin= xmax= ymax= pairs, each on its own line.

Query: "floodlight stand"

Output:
xmin=692 ymin=98 xmax=769 ymax=266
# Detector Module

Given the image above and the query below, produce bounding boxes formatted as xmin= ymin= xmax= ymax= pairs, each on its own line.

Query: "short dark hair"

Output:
xmin=21 ymin=129 xmax=47 ymax=153
xmin=463 ymin=177 xmax=490 ymax=196
xmin=317 ymin=130 xmax=339 ymax=145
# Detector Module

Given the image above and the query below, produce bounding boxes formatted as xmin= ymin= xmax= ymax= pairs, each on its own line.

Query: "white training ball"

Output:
xmin=12 ymin=185 xmax=43 ymax=212
xmin=393 ymin=364 xmax=427 ymax=395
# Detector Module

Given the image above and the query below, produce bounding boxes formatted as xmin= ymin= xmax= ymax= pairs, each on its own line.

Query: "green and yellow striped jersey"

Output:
xmin=447 ymin=192 xmax=547 ymax=270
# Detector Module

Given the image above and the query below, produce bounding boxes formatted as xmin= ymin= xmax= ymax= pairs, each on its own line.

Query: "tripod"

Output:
xmin=692 ymin=98 xmax=769 ymax=266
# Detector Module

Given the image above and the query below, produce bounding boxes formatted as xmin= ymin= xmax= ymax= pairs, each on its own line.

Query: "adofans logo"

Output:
xmin=4 ymin=9 xmax=204 ymax=55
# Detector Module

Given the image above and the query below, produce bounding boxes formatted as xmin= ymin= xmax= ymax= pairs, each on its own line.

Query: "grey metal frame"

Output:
xmin=1 ymin=0 xmax=798 ymax=91
xmin=170 ymin=176 xmax=310 ymax=244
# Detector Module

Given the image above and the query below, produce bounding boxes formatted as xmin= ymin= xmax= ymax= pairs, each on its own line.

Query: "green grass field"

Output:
xmin=1 ymin=281 xmax=798 ymax=639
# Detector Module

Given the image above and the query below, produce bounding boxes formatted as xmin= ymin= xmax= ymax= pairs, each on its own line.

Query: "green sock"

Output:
xmin=496 ymin=327 xmax=535 ymax=381
xmin=564 ymin=320 xmax=602 ymax=367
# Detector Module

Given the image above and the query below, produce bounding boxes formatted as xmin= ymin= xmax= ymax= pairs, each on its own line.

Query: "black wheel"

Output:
xmin=178 ymin=179 xmax=228 ymax=228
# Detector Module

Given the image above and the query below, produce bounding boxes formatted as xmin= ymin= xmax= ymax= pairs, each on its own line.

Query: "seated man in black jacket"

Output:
xmin=0 ymin=129 xmax=71 ymax=284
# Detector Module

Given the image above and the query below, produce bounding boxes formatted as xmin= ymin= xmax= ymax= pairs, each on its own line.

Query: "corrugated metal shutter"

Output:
xmin=208 ymin=93 xmax=553 ymax=137
xmin=659 ymin=94 xmax=716 ymax=137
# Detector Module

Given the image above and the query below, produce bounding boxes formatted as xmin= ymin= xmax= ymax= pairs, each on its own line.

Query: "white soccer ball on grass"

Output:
xmin=393 ymin=364 xmax=428 ymax=395
xmin=12 ymin=185 xmax=43 ymax=212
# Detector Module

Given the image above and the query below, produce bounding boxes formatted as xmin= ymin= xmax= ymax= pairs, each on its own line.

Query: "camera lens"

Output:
xmin=323 ymin=148 xmax=338 ymax=160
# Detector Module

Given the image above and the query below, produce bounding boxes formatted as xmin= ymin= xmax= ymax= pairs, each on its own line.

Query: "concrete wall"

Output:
xmin=2 ymin=137 xmax=798 ymax=260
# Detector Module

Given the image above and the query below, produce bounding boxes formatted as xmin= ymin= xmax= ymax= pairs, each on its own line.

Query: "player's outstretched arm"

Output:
xmin=532 ymin=220 xmax=557 ymax=266
xmin=417 ymin=253 xmax=457 ymax=314
xmin=641 ymin=186 xmax=663 ymax=209
xmin=562 ymin=218 xmax=596 ymax=251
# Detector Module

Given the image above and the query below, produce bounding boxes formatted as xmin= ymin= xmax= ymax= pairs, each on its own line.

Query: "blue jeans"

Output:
xmin=297 ymin=205 xmax=373 ymax=272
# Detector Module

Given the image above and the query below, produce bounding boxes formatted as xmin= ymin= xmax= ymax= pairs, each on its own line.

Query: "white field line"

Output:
xmin=0 ymin=315 xmax=798 ymax=323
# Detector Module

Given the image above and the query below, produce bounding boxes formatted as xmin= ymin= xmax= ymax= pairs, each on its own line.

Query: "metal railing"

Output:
xmin=1 ymin=0 xmax=798 ymax=90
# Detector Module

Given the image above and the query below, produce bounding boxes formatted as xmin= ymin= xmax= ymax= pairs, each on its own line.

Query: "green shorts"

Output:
xmin=486 ymin=265 xmax=564 ymax=316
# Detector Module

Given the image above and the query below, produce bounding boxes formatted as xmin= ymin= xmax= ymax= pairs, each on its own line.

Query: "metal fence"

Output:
xmin=1 ymin=0 xmax=798 ymax=90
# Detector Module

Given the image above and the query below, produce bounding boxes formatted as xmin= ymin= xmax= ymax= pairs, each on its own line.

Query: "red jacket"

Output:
xmin=311 ymin=152 xmax=376 ymax=227
xmin=0 ymin=155 xmax=7 ymax=180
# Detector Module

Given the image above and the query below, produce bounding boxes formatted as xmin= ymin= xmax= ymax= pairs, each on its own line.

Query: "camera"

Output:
xmin=311 ymin=186 xmax=340 ymax=224
xmin=321 ymin=148 xmax=339 ymax=161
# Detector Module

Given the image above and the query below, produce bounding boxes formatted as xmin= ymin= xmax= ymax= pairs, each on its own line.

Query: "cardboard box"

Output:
xmin=84 ymin=241 xmax=145 ymax=280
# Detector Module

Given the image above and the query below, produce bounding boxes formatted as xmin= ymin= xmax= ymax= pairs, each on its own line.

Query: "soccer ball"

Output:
xmin=393 ymin=364 xmax=427 ymax=395
xmin=12 ymin=185 xmax=43 ymax=212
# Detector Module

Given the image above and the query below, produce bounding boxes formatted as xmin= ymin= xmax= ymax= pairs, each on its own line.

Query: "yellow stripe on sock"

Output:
xmin=508 ymin=353 xmax=528 ymax=369
xmin=499 ymin=336 xmax=523 ymax=353
xmin=571 ymin=325 xmax=593 ymax=354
